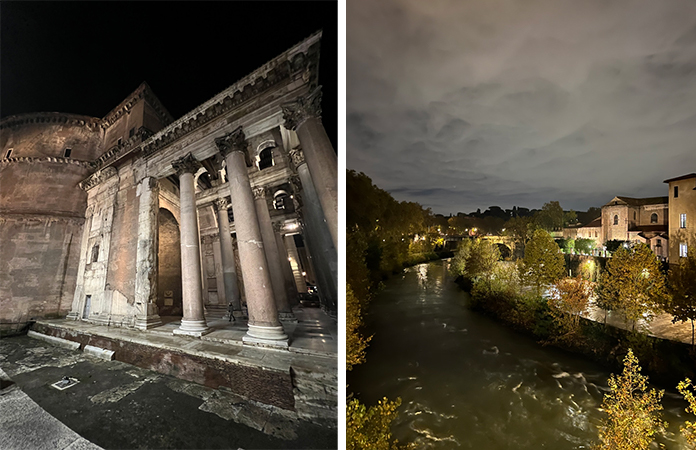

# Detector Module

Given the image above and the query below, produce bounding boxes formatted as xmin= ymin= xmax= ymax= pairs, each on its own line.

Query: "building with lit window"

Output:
xmin=664 ymin=173 xmax=696 ymax=262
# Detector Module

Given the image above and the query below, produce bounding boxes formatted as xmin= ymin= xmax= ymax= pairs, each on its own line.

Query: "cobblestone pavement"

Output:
xmin=0 ymin=336 xmax=337 ymax=450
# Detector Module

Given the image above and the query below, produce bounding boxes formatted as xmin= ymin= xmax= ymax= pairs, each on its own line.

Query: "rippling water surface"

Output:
xmin=348 ymin=260 xmax=691 ymax=449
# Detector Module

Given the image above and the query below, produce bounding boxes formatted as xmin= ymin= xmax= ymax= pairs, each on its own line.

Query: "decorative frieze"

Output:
xmin=281 ymin=87 xmax=323 ymax=131
xmin=0 ymin=112 xmax=101 ymax=131
xmin=171 ymin=153 xmax=202 ymax=176
xmin=0 ymin=156 xmax=95 ymax=169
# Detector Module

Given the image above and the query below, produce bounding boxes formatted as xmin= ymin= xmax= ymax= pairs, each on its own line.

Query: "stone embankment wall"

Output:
xmin=0 ymin=115 xmax=101 ymax=336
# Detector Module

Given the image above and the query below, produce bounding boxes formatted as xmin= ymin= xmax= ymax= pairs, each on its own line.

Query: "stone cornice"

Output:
xmin=0 ymin=156 xmax=95 ymax=169
xmin=138 ymin=31 xmax=321 ymax=160
xmin=101 ymin=82 xmax=174 ymax=130
xmin=79 ymin=166 xmax=118 ymax=191
xmin=0 ymin=112 xmax=101 ymax=131
xmin=92 ymin=126 xmax=153 ymax=169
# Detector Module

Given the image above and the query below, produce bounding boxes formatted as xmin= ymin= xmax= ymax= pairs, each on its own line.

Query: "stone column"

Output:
xmin=215 ymin=197 xmax=242 ymax=316
xmin=171 ymin=153 xmax=209 ymax=337
xmin=273 ymin=221 xmax=300 ymax=307
xmin=253 ymin=187 xmax=295 ymax=322
xmin=134 ymin=177 xmax=163 ymax=330
xmin=284 ymin=234 xmax=307 ymax=294
xmin=215 ymin=127 xmax=287 ymax=348
xmin=282 ymin=87 xmax=337 ymax=250
xmin=288 ymin=153 xmax=338 ymax=313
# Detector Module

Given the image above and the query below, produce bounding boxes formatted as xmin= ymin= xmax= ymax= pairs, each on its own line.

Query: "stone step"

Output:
xmin=290 ymin=366 xmax=337 ymax=425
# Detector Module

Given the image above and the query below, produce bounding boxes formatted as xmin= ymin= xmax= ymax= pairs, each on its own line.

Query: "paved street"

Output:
xmin=0 ymin=335 xmax=337 ymax=450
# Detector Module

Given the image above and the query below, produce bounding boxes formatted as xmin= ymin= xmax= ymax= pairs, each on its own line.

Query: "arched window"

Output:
xmin=613 ymin=215 xmax=619 ymax=225
xmin=258 ymin=148 xmax=274 ymax=170
xmin=650 ymin=213 xmax=658 ymax=224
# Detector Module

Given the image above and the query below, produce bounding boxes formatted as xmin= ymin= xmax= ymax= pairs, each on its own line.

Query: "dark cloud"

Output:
xmin=348 ymin=0 xmax=696 ymax=214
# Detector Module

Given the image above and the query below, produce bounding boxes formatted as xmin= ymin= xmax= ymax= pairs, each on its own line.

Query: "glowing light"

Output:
xmin=302 ymin=272 xmax=306 ymax=276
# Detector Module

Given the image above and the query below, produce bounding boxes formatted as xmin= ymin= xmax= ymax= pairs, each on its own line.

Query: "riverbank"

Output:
xmin=454 ymin=271 xmax=696 ymax=387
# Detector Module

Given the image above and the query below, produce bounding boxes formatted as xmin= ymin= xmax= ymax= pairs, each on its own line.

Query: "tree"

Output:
xmin=596 ymin=349 xmax=666 ymax=450
xmin=466 ymin=239 xmax=501 ymax=280
xmin=534 ymin=201 xmax=564 ymax=231
xmin=575 ymin=238 xmax=595 ymax=255
xmin=605 ymin=239 xmax=625 ymax=254
xmin=677 ymin=378 xmax=696 ymax=447
xmin=520 ymin=229 xmax=566 ymax=296
xmin=665 ymin=247 xmax=696 ymax=347
xmin=548 ymin=276 xmax=593 ymax=341
xmin=563 ymin=210 xmax=578 ymax=227
xmin=347 ymin=397 xmax=402 ymax=450
xmin=347 ymin=285 xmax=371 ymax=371
xmin=449 ymin=238 xmax=500 ymax=280
xmin=449 ymin=239 xmax=472 ymax=278
xmin=599 ymin=244 xmax=668 ymax=331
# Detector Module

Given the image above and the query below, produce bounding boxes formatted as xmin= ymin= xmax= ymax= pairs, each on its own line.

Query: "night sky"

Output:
xmin=1 ymin=2 xmax=337 ymax=149
xmin=348 ymin=0 xmax=696 ymax=215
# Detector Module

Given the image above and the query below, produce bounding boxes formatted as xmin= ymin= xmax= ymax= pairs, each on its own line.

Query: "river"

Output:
xmin=348 ymin=260 xmax=692 ymax=449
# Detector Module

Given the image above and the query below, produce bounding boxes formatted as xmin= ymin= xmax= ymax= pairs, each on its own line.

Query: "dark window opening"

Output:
xmin=64 ymin=148 xmax=72 ymax=158
xmin=633 ymin=211 xmax=636 ymax=220
xmin=117 ymin=138 xmax=122 ymax=146
xmin=650 ymin=213 xmax=658 ymax=224
xmin=258 ymin=148 xmax=274 ymax=170
xmin=656 ymin=239 xmax=662 ymax=247
xmin=613 ymin=215 xmax=618 ymax=225
xmin=91 ymin=244 xmax=100 ymax=263
xmin=5 ymin=149 xmax=12 ymax=158
xmin=129 ymin=127 xmax=135 ymax=138
xmin=675 ymin=186 xmax=679 ymax=198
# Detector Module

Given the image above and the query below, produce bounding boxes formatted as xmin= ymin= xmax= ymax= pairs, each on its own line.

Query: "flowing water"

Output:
xmin=348 ymin=260 xmax=692 ymax=449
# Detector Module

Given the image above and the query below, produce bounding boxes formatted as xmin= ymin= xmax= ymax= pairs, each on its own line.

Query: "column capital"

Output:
xmin=281 ymin=87 xmax=322 ymax=131
xmin=215 ymin=126 xmax=249 ymax=160
xmin=172 ymin=153 xmax=201 ymax=176
xmin=252 ymin=186 xmax=267 ymax=200
xmin=288 ymin=147 xmax=306 ymax=170
xmin=272 ymin=221 xmax=284 ymax=234
xmin=215 ymin=197 xmax=230 ymax=210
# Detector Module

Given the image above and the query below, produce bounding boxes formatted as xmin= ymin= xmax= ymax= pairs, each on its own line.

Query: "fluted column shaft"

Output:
xmin=134 ymin=177 xmax=163 ymax=330
xmin=172 ymin=154 xmax=209 ymax=336
xmin=215 ymin=198 xmax=241 ymax=313
xmin=216 ymin=127 xmax=287 ymax=347
xmin=282 ymin=87 xmax=337 ymax=249
xmin=253 ymin=188 xmax=294 ymax=321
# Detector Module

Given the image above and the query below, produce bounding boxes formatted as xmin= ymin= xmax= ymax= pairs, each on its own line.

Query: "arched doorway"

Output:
xmin=158 ymin=208 xmax=183 ymax=316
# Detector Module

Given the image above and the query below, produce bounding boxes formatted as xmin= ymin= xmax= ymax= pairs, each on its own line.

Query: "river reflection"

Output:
xmin=348 ymin=260 xmax=691 ymax=449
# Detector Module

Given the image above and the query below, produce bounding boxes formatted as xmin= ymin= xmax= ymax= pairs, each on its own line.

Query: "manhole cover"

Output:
xmin=50 ymin=377 xmax=79 ymax=390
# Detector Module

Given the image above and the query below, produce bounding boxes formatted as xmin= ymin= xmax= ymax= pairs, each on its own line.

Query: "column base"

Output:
xmin=66 ymin=312 xmax=79 ymax=321
xmin=173 ymin=319 xmax=211 ymax=337
xmin=135 ymin=314 xmax=163 ymax=330
xmin=243 ymin=324 xmax=289 ymax=349
xmin=278 ymin=312 xmax=298 ymax=323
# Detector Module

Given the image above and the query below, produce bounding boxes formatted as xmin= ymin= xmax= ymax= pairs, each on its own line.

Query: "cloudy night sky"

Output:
xmin=348 ymin=0 xmax=696 ymax=215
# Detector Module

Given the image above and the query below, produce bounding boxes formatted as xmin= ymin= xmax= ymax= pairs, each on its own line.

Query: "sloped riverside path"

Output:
xmin=348 ymin=260 xmax=692 ymax=449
